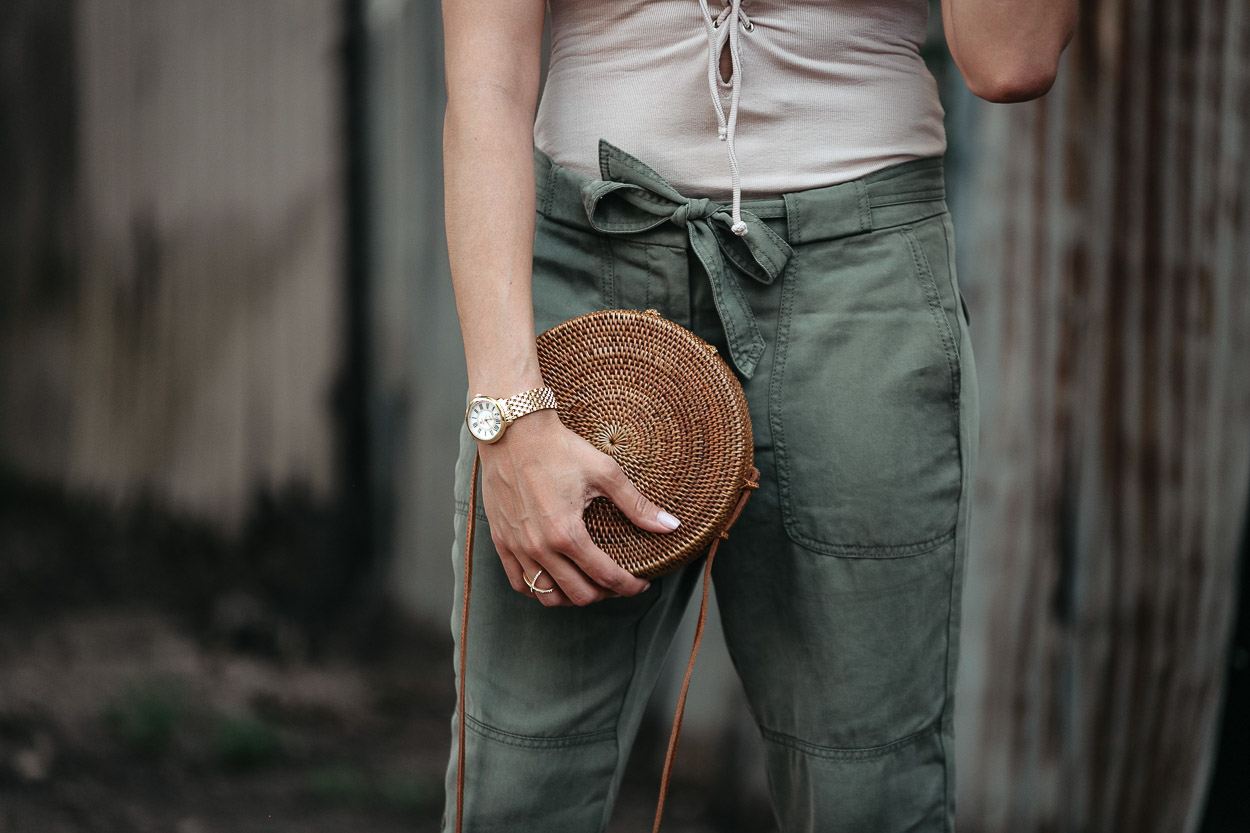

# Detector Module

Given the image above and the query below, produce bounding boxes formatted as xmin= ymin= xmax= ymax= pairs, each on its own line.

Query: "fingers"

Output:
xmin=534 ymin=518 xmax=651 ymax=601
xmin=495 ymin=541 xmax=572 ymax=606
xmin=496 ymin=547 xmax=570 ymax=607
xmin=563 ymin=523 xmax=651 ymax=597
xmin=498 ymin=528 xmax=649 ymax=607
xmin=590 ymin=457 xmax=681 ymax=534
xmin=476 ymin=430 xmax=668 ymax=608
xmin=512 ymin=549 xmax=597 ymax=607
xmin=493 ymin=527 xmax=594 ymax=607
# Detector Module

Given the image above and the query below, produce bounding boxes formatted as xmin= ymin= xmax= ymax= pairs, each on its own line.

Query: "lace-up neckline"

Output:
xmin=697 ymin=0 xmax=753 ymax=236
xmin=531 ymin=0 xmax=947 ymax=212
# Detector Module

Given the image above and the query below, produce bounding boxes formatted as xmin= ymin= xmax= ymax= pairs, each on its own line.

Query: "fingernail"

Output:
xmin=644 ymin=582 xmax=652 ymax=591
xmin=658 ymin=511 xmax=680 ymax=530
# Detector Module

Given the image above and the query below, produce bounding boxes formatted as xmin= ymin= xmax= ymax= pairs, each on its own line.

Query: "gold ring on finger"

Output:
xmin=524 ymin=569 xmax=555 ymax=595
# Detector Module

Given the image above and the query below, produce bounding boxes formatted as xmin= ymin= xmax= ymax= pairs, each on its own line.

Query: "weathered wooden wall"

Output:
xmin=952 ymin=2 xmax=1250 ymax=831
xmin=0 ymin=0 xmax=347 ymax=531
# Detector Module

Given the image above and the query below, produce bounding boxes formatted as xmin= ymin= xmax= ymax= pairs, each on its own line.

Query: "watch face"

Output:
xmin=466 ymin=398 xmax=505 ymax=442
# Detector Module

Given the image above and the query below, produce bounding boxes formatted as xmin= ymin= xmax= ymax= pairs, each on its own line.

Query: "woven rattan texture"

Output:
xmin=535 ymin=309 xmax=755 ymax=579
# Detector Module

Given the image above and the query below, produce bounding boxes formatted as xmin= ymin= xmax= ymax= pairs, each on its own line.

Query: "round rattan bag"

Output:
xmin=454 ymin=308 xmax=760 ymax=833
xmin=535 ymin=308 xmax=759 ymax=579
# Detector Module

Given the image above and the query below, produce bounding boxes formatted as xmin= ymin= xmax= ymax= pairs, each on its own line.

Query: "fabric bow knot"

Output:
xmin=579 ymin=139 xmax=792 ymax=379
xmin=669 ymin=197 xmax=715 ymax=228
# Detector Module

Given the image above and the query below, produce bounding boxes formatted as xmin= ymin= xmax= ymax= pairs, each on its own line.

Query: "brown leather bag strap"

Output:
xmin=650 ymin=466 xmax=758 ymax=833
xmin=455 ymin=451 xmax=480 ymax=833
xmin=455 ymin=457 xmax=760 ymax=833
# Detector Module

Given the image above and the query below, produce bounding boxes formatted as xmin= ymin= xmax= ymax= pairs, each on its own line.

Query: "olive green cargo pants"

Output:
xmin=444 ymin=139 xmax=980 ymax=833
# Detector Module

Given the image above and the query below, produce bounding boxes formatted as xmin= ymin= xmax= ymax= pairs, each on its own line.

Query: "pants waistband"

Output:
xmin=533 ymin=144 xmax=948 ymax=247
xmin=531 ymin=139 xmax=947 ymax=379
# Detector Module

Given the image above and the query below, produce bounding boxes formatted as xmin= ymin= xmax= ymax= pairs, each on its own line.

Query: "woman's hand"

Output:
xmin=477 ymin=409 xmax=681 ymax=607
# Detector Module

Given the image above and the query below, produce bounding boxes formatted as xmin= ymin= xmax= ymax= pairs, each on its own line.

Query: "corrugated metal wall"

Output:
xmin=953 ymin=2 xmax=1250 ymax=830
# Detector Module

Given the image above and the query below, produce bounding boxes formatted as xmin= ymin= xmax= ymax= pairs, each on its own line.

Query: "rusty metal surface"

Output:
xmin=956 ymin=2 xmax=1250 ymax=831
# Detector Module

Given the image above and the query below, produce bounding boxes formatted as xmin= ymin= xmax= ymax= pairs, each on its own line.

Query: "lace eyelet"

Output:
xmin=742 ymin=21 xmax=754 ymax=31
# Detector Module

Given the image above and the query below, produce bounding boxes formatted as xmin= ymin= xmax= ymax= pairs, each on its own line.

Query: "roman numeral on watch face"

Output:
xmin=467 ymin=399 xmax=504 ymax=441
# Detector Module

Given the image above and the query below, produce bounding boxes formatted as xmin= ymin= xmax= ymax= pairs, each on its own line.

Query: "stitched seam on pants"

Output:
xmin=602 ymin=575 xmax=665 ymax=832
xmin=537 ymin=209 xmax=687 ymax=249
xmin=535 ymin=201 xmax=685 ymax=245
xmin=786 ymin=525 xmax=956 ymax=559
xmin=769 ymin=191 xmax=801 ymax=524
xmin=542 ymin=158 xmax=557 ymax=217
xmin=689 ymin=233 xmax=750 ymax=363
xmin=902 ymin=224 xmax=961 ymax=397
xmin=590 ymin=215 xmax=672 ymax=233
xmin=601 ymin=235 xmax=616 ymax=308
xmin=854 ymin=179 xmax=871 ymax=230
xmin=453 ymin=498 xmax=489 ymax=523
xmin=941 ymin=213 xmax=966 ymax=345
xmin=871 ymin=190 xmax=947 ymax=208
xmin=643 ymin=244 xmax=655 ymax=311
xmin=464 ymin=713 xmax=616 ymax=750
xmin=768 ymin=247 xmax=797 ymax=546
xmin=938 ymin=213 xmax=968 ymax=833
xmin=865 ymin=204 xmax=949 ymax=235
xmin=782 ymin=191 xmax=803 ymax=245
xmin=609 ymin=152 xmax=681 ymax=203
xmin=758 ymin=719 xmax=940 ymax=761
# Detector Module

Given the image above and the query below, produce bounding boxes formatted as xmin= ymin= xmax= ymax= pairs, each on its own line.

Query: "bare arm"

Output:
xmin=941 ymin=0 xmax=1079 ymax=102
xmin=443 ymin=0 xmax=546 ymax=399
xmin=442 ymin=0 xmax=678 ymax=607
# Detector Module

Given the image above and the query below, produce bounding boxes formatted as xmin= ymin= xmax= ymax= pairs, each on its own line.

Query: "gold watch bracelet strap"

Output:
xmin=499 ymin=386 xmax=558 ymax=424
xmin=455 ymin=450 xmax=761 ymax=833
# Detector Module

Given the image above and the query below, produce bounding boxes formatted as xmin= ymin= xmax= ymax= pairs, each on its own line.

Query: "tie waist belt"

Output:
xmin=534 ymin=138 xmax=950 ymax=380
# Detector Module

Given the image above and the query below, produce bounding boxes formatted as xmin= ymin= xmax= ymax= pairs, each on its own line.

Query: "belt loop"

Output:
xmin=542 ymin=150 xmax=558 ymax=218
xmin=854 ymin=179 xmax=872 ymax=232
xmin=782 ymin=192 xmax=803 ymax=246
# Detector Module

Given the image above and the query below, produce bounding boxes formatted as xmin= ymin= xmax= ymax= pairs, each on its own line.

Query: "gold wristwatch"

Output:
xmin=464 ymin=386 xmax=558 ymax=444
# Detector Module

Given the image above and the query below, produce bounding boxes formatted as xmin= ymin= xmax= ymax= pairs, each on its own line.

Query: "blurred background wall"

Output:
xmin=0 ymin=0 xmax=376 ymax=652
xmin=2 ymin=0 xmax=348 ymax=527
xmin=1 ymin=1 xmax=1247 ymax=832
xmin=949 ymin=3 xmax=1250 ymax=831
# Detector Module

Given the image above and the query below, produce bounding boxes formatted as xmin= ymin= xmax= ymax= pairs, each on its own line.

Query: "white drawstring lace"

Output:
xmin=697 ymin=0 xmax=753 ymax=236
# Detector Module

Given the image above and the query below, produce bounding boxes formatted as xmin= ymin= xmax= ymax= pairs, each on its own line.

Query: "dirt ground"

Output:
xmin=0 ymin=605 xmax=769 ymax=833
xmin=0 ymin=473 xmax=777 ymax=833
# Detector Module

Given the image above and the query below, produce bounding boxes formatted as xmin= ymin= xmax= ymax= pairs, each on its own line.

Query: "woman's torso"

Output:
xmin=533 ymin=0 xmax=947 ymax=199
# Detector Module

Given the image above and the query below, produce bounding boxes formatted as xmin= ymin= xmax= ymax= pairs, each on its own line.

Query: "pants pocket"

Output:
xmin=770 ymin=210 xmax=963 ymax=556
